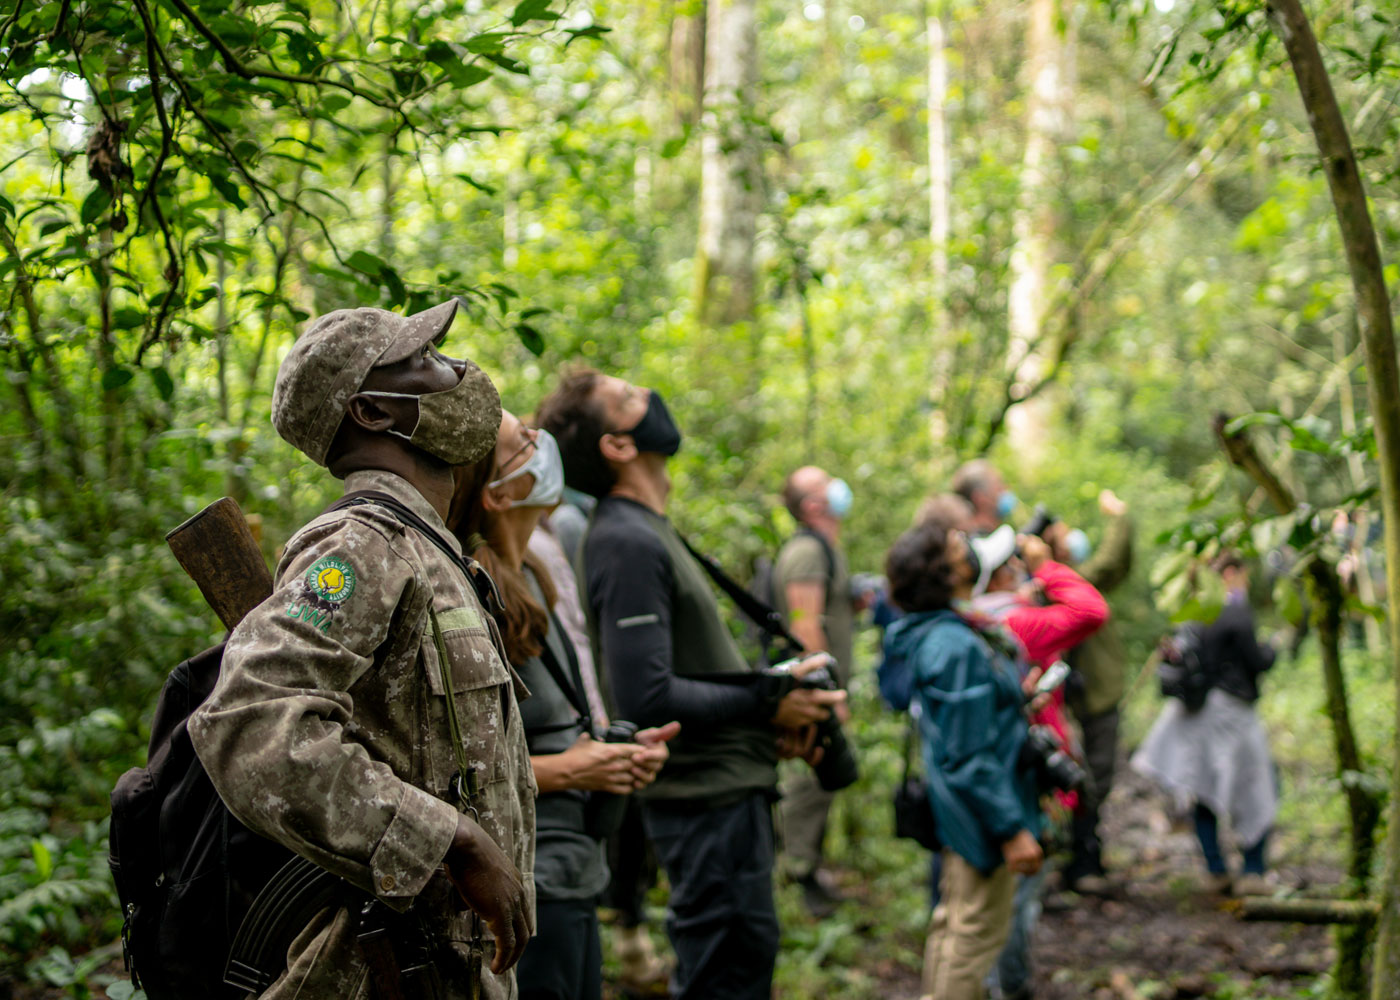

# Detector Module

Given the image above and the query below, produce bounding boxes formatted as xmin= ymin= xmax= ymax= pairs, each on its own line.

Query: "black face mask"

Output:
xmin=625 ymin=390 xmax=682 ymax=456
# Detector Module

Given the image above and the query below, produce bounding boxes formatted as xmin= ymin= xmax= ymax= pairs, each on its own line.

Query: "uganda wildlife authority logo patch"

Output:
xmin=307 ymin=557 xmax=356 ymax=603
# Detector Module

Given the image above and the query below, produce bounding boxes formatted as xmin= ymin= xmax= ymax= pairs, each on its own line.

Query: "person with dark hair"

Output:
xmin=537 ymin=369 xmax=844 ymax=1000
xmin=447 ymin=409 xmax=680 ymax=1000
xmin=958 ymin=526 xmax=1108 ymax=1000
xmin=1133 ymin=553 xmax=1278 ymax=895
xmin=881 ymin=523 xmax=1043 ymax=1000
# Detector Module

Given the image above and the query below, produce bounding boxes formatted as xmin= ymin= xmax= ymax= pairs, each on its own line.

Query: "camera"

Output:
xmin=1018 ymin=724 xmax=1086 ymax=794
xmin=763 ymin=656 xmax=859 ymax=792
xmin=583 ymin=720 xmax=639 ymax=839
xmin=597 ymin=720 xmax=639 ymax=745
xmin=1020 ymin=504 xmax=1059 ymax=540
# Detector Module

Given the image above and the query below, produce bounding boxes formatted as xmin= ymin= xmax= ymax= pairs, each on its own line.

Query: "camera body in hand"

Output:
xmin=1018 ymin=724 xmax=1086 ymax=794
xmin=1020 ymin=504 xmax=1059 ymax=540
xmin=582 ymin=720 xmax=638 ymax=840
xmin=761 ymin=657 xmax=859 ymax=792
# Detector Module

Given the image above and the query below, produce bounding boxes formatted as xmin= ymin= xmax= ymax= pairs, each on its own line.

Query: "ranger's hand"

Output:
xmin=444 ymin=816 xmax=532 ymax=974
xmin=771 ymin=687 xmax=845 ymax=729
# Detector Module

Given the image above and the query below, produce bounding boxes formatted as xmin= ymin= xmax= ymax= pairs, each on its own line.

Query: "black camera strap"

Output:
xmin=678 ymin=534 xmax=804 ymax=657
xmin=530 ymin=608 xmax=593 ymax=738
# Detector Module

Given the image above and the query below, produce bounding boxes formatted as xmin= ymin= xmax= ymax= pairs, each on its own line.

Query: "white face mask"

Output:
xmin=488 ymin=428 xmax=564 ymax=508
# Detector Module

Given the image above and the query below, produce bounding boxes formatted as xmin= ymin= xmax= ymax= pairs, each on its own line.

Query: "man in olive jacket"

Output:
xmin=1048 ymin=490 xmax=1133 ymax=890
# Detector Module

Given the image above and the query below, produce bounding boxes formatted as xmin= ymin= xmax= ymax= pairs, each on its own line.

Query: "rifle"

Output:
xmin=164 ymin=496 xmax=440 ymax=1000
xmin=165 ymin=497 xmax=273 ymax=631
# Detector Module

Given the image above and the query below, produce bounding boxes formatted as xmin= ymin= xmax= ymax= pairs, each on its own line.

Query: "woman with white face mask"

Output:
xmin=447 ymin=411 xmax=679 ymax=1000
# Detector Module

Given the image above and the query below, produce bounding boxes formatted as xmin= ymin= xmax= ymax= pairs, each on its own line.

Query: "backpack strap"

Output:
xmin=330 ymin=490 xmax=506 ymax=623
xmin=795 ymin=526 xmax=838 ymax=602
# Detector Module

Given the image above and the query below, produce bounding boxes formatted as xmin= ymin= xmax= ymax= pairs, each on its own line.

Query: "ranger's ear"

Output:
xmin=346 ymin=393 xmax=413 ymax=433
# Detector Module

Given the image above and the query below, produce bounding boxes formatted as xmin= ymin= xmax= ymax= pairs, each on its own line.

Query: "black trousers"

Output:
xmin=515 ymin=897 xmax=602 ymax=1000
xmin=643 ymin=791 xmax=780 ymax=1000
xmin=1069 ymin=707 xmax=1120 ymax=877
xmin=604 ymin=795 xmax=657 ymax=927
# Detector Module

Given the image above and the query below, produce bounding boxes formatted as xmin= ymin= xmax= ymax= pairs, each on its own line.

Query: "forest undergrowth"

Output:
xmin=0 ymin=564 xmax=1388 ymax=999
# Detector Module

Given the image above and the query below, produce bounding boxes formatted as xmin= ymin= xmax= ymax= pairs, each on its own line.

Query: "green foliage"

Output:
xmin=2 ymin=0 xmax=1399 ymax=991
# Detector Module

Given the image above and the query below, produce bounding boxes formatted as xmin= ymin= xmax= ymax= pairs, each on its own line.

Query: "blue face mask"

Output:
xmin=826 ymin=478 xmax=853 ymax=519
xmin=995 ymin=490 xmax=1018 ymax=519
xmin=1066 ymin=528 xmax=1092 ymax=564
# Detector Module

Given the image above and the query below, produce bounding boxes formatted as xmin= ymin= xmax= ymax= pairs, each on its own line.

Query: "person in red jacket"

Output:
xmin=962 ymin=524 xmax=1108 ymax=1000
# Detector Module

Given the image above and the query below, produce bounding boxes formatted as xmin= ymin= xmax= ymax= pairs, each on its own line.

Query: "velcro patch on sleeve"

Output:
xmin=616 ymin=613 xmax=660 ymax=629
xmin=436 ymin=605 xmax=484 ymax=633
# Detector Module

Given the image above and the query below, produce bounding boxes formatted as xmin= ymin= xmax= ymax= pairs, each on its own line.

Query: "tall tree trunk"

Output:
xmin=1260 ymin=5 xmax=1400 ymax=996
xmin=927 ymin=0 xmax=953 ymax=448
xmin=94 ymin=222 xmax=123 ymax=487
xmin=0 ymin=221 xmax=83 ymax=484
xmin=1004 ymin=0 xmax=1074 ymax=458
xmin=669 ymin=4 xmax=706 ymax=127
xmin=695 ymin=0 xmax=760 ymax=329
xmin=1307 ymin=559 xmax=1381 ymax=998
xmin=1217 ymin=414 xmax=1380 ymax=996
xmin=1335 ymin=316 xmax=1384 ymax=652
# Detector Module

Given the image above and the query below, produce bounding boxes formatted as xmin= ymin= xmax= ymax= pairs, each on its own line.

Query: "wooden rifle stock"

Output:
xmin=166 ymin=497 xmax=274 ymax=630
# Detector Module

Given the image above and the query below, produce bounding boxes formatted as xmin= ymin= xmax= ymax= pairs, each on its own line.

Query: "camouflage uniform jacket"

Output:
xmin=190 ymin=469 xmax=536 ymax=999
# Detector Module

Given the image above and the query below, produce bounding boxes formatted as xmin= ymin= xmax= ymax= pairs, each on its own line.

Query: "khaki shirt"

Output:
xmin=190 ymin=469 xmax=536 ymax=999
xmin=773 ymin=531 xmax=854 ymax=686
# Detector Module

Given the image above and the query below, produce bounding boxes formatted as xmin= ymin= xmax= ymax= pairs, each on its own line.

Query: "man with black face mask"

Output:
xmin=537 ymin=370 xmax=845 ymax=1000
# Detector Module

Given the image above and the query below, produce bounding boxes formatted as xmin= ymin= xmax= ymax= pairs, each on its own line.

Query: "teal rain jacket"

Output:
xmin=883 ymin=609 xmax=1042 ymax=875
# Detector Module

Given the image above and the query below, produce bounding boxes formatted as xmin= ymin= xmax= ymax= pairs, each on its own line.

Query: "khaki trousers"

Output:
xmin=921 ymin=851 xmax=1015 ymax=1000
xmin=778 ymin=764 xmax=834 ymax=877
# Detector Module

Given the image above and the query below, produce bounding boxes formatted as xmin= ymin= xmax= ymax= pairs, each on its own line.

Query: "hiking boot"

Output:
xmin=1232 ymin=872 xmax=1277 ymax=898
xmin=797 ymin=870 xmax=846 ymax=919
xmin=1067 ymin=873 xmax=1116 ymax=897
xmin=1201 ymin=872 xmax=1233 ymax=896
xmin=613 ymin=924 xmax=672 ymax=995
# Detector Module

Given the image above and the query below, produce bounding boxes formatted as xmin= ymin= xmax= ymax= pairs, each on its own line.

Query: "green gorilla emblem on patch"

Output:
xmin=307 ymin=557 xmax=357 ymax=603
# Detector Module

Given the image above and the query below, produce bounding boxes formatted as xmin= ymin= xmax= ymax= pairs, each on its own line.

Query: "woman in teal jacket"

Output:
xmin=882 ymin=523 xmax=1043 ymax=1000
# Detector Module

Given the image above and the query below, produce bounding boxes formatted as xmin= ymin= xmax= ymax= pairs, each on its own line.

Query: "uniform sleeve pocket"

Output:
xmin=422 ymin=613 xmax=512 ymax=696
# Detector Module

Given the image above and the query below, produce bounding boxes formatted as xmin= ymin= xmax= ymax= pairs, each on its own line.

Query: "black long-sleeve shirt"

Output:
xmin=581 ymin=497 xmax=777 ymax=803
xmin=1202 ymin=593 xmax=1275 ymax=703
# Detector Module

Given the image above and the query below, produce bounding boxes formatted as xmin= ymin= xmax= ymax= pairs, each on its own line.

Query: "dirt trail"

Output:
xmin=885 ymin=764 xmax=1339 ymax=1000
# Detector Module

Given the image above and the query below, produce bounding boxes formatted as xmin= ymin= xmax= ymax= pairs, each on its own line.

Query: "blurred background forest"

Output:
xmin=2 ymin=0 xmax=1400 ymax=996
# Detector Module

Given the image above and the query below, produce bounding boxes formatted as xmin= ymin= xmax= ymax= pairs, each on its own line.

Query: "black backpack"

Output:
xmin=109 ymin=491 xmax=495 ymax=997
xmin=1156 ymin=623 xmax=1212 ymax=712
xmin=109 ymin=643 xmax=297 ymax=999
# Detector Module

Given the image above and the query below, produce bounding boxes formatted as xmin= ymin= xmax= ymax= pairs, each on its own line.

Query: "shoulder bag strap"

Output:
xmin=531 ymin=611 xmax=592 ymax=734
xmin=677 ymin=534 xmax=804 ymax=656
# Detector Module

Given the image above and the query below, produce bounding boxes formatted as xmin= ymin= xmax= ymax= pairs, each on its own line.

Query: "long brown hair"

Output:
xmin=447 ymin=444 xmax=558 ymax=667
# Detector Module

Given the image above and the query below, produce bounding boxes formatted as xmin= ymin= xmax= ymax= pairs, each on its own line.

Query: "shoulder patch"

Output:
xmin=307 ymin=556 xmax=357 ymax=603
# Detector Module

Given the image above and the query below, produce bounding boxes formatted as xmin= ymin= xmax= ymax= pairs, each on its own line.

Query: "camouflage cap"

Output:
xmin=271 ymin=300 xmax=460 ymax=466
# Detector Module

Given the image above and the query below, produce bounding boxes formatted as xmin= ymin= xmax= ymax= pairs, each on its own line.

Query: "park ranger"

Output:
xmin=190 ymin=300 xmax=536 ymax=998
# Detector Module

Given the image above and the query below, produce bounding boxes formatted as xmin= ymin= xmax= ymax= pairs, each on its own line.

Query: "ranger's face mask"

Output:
xmin=360 ymin=361 xmax=501 ymax=467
